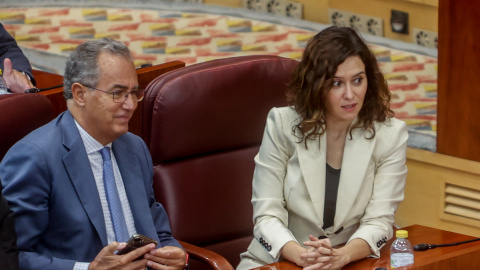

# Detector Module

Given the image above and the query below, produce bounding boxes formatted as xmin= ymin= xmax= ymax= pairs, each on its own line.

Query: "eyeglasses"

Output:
xmin=81 ymin=83 xmax=144 ymax=103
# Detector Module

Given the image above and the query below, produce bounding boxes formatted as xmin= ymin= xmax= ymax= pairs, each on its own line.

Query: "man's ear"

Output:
xmin=71 ymin=83 xmax=87 ymax=107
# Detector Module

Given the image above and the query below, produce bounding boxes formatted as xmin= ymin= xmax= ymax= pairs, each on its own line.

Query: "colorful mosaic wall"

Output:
xmin=0 ymin=7 xmax=437 ymax=151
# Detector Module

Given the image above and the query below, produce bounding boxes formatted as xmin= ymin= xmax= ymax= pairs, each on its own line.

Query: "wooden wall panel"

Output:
xmin=396 ymin=148 xmax=480 ymax=237
xmin=437 ymin=0 xmax=480 ymax=161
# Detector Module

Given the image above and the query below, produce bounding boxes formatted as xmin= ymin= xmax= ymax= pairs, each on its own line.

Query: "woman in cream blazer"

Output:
xmin=238 ymin=26 xmax=408 ymax=270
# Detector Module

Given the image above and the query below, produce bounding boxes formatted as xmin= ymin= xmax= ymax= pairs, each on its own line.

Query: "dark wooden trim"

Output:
xmin=437 ymin=0 xmax=480 ymax=161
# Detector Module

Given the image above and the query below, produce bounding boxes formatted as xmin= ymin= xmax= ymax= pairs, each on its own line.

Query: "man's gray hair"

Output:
xmin=63 ymin=37 xmax=133 ymax=100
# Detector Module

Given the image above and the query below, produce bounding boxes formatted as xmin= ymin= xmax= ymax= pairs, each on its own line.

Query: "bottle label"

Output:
xmin=391 ymin=253 xmax=414 ymax=268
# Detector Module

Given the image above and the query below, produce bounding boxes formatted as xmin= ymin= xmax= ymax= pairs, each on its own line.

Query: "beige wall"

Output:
xmin=204 ymin=0 xmax=438 ymax=44
xmin=327 ymin=0 xmax=437 ymax=42
xmin=204 ymin=0 xmax=243 ymax=8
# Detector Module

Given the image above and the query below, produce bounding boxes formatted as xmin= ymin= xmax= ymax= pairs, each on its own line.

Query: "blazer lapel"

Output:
xmin=297 ymin=134 xmax=327 ymax=223
xmin=113 ymin=139 xmax=158 ymax=241
xmin=61 ymin=111 xmax=108 ymax=246
xmin=296 ymin=124 xmax=376 ymax=232
xmin=334 ymin=128 xmax=376 ymax=228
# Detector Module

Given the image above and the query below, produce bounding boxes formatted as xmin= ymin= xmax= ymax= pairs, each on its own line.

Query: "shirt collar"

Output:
xmin=74 ymin=120 xmax=112 ymax=155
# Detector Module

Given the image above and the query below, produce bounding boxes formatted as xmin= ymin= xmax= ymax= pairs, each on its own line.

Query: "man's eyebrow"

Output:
xmin=109 ymin=84 xmax=139 ymax=90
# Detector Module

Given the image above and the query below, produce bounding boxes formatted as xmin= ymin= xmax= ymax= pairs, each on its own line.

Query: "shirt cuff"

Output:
xmin=73 ymin=262 xmax=90 ymax=270
xmin=19 ymin=70 xmax=32 ymax=82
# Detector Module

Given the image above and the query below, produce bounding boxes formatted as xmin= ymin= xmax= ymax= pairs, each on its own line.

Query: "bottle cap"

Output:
xmin=396 ymin=230 xmax=408 ymax=238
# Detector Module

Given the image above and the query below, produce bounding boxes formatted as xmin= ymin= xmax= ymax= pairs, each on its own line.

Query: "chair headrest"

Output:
xmin=0 ymin=93 xmax=54 ymax=160
xmin=143 ymin=55 xmax=298 ymax=163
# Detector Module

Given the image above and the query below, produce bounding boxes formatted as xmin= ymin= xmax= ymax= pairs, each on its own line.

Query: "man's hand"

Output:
xmin=2 ymin=58 xmax=34 ymax=93
xmin=144 ymin=246 xmax=187 ymax=270
xmin=88 ymin=241 xmax=156 ymax=270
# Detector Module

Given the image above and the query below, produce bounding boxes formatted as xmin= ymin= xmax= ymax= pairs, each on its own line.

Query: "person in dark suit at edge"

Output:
xmin=0 ymin=185 xmax=19 ymax=270
xmin=0 ymin=37 xmax=187 ymax=270
xmin=0 ymin=22 xmax=36 ymax=93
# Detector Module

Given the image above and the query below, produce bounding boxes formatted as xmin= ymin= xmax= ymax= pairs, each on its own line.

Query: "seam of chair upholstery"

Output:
xmin=152 ymin=56 xmax=295 ymax=100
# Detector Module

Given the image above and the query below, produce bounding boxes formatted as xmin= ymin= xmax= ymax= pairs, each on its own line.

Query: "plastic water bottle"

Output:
xmin=0 ymin=70 xmax=9 ymax=95
xmin=390 ymin=230 xmax=414 ymax=268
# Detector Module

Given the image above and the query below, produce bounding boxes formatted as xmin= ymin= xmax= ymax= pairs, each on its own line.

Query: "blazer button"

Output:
xmin=267 ymin=245 xmax=272 ymax=251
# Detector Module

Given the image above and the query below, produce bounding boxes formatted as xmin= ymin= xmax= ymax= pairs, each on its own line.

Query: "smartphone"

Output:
xmin=116 ymin=233 xmax=158 ymax=258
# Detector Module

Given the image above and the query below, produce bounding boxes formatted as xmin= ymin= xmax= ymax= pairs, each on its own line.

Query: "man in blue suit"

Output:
xmin=0 ymin=38 xmax=187 ymax=270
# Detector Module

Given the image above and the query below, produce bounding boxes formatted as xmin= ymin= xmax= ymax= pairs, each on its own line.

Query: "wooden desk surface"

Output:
xmin=251 ymin=224 xmax=480 ymax=270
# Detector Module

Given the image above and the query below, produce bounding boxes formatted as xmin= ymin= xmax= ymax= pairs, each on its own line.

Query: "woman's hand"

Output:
xmin=302 ymin=236 xmax=372 ymax=270
xmin=300 ymin=235 xmax=348 ymax=270
xmin=301 ymin=235 xmax=336 ymax=270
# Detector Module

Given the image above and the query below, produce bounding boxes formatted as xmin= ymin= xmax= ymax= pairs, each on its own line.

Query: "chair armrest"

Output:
xmin=179 ymin=240 xmax=234 ymax=270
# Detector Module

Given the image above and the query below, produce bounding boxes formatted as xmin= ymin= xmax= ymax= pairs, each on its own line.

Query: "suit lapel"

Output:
xmin=61 ymin=111 xmax=108 ymax=246
xmin=296 ymin=134 xmax=327 ymax=223
xmin=113 ymin=139 xmax=158 ymax=240
xmin=334 ymin=128 xmax=375 ymax=228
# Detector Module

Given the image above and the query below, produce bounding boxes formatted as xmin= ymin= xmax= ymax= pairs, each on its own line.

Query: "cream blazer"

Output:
xmin=238 ymin=107 xmax=408 ymax=269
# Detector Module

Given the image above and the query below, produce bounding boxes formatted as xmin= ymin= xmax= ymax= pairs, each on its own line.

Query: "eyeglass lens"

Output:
xmin=113 ymin=89 xmax=144 ymax=103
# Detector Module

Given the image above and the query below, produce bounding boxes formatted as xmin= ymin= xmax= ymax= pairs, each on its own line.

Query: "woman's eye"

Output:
xmin=353 ymin=77 xmax=363 ymax=84
xmin=333 ymin=81 xmax=341 ymax=87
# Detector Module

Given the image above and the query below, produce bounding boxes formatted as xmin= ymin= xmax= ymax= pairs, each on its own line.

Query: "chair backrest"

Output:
xmin=0 ymin=93 xmax=54 ymax=160
xmin=142 ymin=55 xmax=299 ymax=268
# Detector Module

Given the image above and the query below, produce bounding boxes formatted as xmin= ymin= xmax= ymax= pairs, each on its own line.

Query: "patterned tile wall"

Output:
xmin=0 ymin=7 xmax=437 ymax=151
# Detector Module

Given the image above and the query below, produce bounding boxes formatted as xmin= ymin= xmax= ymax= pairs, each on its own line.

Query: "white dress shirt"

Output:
xmin=73 ymin=121 xmax=137 ymax=270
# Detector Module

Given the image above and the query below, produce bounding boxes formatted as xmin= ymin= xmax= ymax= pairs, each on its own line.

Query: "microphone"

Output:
xmin=414 ymin=238 xmax=480 ymax=251
xmin=413 ymin=243 xmax=435 ymax=251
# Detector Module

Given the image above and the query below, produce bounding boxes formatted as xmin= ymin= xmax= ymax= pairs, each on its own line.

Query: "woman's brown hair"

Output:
xmin=287 ymin=26 xmax=393 ymax=145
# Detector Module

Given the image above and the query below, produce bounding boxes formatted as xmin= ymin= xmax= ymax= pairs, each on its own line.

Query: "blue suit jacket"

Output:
xmin=0 ymin=111 xmax=181 ymax=270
